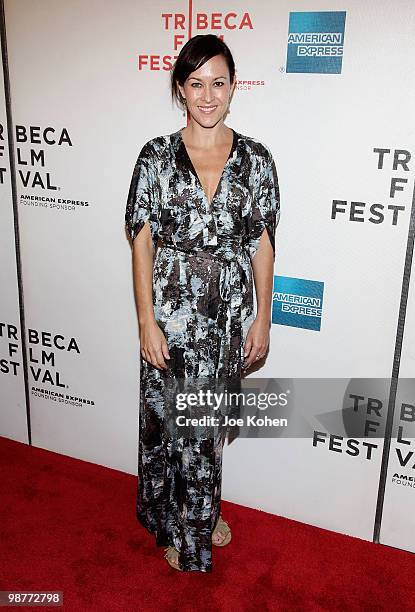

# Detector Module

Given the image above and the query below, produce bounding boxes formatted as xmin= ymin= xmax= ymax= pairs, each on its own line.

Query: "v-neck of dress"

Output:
xmin=178 ymin=127 xmax=238 ymax=208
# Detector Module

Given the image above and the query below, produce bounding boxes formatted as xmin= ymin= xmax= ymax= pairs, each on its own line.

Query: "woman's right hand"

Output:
xmin=139 ymin=318 xmax=171 ymax=369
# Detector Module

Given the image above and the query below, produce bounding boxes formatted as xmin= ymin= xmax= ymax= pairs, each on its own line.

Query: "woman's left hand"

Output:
xmin=243 ymin=315 xmax=271 ymax=371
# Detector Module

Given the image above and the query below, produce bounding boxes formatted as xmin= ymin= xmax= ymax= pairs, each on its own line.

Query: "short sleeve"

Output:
xmin=125 ymin=141 xmax=160 ymax=250
xmin=248 ymin=147 xmax=280 ymax=261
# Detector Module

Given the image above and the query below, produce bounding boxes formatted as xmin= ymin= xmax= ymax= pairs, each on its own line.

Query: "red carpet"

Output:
xmin=1 ymin=435 xmax=414 ymax=611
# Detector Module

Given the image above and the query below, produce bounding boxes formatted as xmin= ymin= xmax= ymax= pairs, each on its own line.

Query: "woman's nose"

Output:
xmin=201 ymin=87 xmax=214 ymax=103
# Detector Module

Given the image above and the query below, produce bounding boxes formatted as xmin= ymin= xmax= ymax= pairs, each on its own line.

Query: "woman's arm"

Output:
xmin=243 ymin=145 xmax=280 ymax=371
xmin=125 ymin=142 xmax=170 ymax=370
xmin=243 ymin=229 xmax=274 ymax=370
xmin=251 ymin=229 xmax=274 ymax=321
xmin=132 ymin=224 xmax=170 ymax=370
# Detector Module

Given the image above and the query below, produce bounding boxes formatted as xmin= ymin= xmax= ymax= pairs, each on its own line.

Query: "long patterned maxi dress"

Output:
xmin=125 ymin=127 xmax=280 ymax=572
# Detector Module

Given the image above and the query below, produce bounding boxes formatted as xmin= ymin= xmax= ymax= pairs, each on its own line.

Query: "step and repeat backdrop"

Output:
xmin=0 ymin=35 xmax=27 ymax=443
xmin=1 ymin=0 xmax=414 ymax=553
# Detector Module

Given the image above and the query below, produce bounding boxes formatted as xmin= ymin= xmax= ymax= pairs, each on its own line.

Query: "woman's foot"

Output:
xmin=212 ymin=516 xmax=232 ymax=547
xmin=212 ymin=529 xmax=227 ymax=545
xmin=164 ymin=546 xmax=182 ymax=571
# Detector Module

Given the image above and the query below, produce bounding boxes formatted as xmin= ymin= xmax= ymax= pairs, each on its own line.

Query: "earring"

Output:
xmin=182 ymin=98 xmax=187 ymax=117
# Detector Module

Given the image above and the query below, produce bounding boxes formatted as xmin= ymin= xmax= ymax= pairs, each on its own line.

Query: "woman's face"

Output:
xmin=178 ymin=54 xmax=236 ymax=127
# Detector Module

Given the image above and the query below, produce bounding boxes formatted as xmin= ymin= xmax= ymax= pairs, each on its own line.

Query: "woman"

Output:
xmin=125 ymin=34 xmax=280 ymax=572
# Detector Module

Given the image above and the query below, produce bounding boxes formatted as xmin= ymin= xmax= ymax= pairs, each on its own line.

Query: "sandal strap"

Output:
xmin=214 ymin=516 xmax=230 ymax=537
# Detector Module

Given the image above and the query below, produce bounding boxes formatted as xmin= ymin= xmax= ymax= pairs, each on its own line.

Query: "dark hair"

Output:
xmin=171 ymin=34 xmax=236 ymax=111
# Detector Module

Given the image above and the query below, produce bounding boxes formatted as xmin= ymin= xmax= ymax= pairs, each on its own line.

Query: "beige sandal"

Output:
xmin=212 ymin=516 xmax=232 ymax=547
xmin=164 ymin=546 xmax=182 ymax=571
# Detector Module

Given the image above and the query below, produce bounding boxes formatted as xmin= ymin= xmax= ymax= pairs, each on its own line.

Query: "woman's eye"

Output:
xmin=190 ymin=82 xmax=225 ymax=87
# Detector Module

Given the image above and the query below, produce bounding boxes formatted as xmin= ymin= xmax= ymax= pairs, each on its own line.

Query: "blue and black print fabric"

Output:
xmin=125 ymin=126 xmax=280 ymax=571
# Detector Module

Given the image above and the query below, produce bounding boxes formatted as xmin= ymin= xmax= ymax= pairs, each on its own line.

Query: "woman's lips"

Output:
xmin=198 ymin=105 xmax=218 ymax=114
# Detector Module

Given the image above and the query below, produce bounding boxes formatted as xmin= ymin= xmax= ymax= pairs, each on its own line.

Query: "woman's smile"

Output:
xmin=198 ymin=105 xmax=218 ymax=114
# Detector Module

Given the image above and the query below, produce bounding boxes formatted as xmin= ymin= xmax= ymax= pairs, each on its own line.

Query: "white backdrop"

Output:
xmin=0 ymin=35 xmax=27 ymax=442
xmin=1 ymin=0 xmax=414 ymax=553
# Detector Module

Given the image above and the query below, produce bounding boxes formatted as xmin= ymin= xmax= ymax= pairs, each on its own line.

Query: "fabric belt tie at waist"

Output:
xmin=159 ymin=239 xmax=249 ymax=303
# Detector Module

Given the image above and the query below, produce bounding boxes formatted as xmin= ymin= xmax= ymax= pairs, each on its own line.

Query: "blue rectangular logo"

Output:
xmin=272 ymin=275 xmax=324 ymax=331
xmin=286 ymin=11 xmax=346 ymax=74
